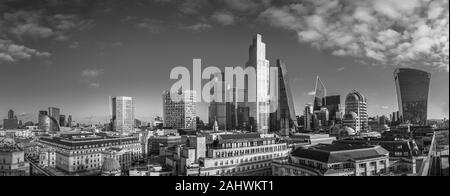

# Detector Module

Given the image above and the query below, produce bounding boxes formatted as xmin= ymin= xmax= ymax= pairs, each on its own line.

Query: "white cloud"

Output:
xmin=81 ymin=68 xmax=104 ymax=78
xmin=0 ymin=39 xmax=51 ymax=63
xmin=180 ymin=23 xmax=213 ymax=32
xmin=259 ymin=0 xmax=449 ymax=71
xmin=81 ymin=68 xmax=104 ymax=89
xmin=212 ymin=11 xmax=236 ymax=25
xmin=136 ymin=19 xmax=164 ymax=34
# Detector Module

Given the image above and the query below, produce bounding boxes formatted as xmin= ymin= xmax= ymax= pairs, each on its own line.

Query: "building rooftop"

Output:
xmin=291 ymin=144 xmax=389 ymax=164
xmin=39 ymin=134 xmax=139 ymax=149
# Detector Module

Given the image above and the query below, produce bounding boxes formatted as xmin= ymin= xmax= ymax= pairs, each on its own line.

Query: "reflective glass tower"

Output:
xmin=394 ymin=68 xmax=431 ymax=125
xmin=313 ymin=76 xmax=327 ymax=111
xmin=270 ymin=59 xmax=297 ymax=135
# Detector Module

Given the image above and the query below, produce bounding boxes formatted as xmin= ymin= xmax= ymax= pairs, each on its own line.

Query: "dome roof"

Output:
xmin=339 ymin=127 xmax=356 ymax=136
xmin=102 ymin=158 xmax=121 ymax=172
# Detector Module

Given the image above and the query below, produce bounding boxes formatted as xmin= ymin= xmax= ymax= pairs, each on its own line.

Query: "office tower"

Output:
xmin=269 ymin=59 xmax=297 ymax=136
xmin=394 ymin=68 xmax=431 ymax=125
xmin=163 ymin=90 xmax=197 ymax=130
xmin=67 ymin=115 xmax=72 ymax=127
xmin=38 ymin=111 xmax=50 ymax=132
xmin=314 ymin=107 xmax=329 ymax=127
xmin=304 ymin=104 xmax=313 ymax=131
xmin=3 ymin=109 xmax=18 ymax=129
xmin=112 ymin=96 xmax=136 ymax=134
xmin=345 ymin=90 xmax=368 ymax=132
xmin=59 ymin=115 xmax=66 ymax=127
xmin=236 ymin=88 xmax=250 ymax=131
xmin=245 ymin=34 xmax=270 ymax=134
xmin=313 ymin=76 xmax=327 ymax=111
xmin=48 ymin=107 xmax=60 ymax=127
xmin=208 ymin=72 xmax=236 ymax=130
xmin=325 ymin=95 xmax=341 ymax=122
xmin=7 ymin=109 xmax=14 ymax=119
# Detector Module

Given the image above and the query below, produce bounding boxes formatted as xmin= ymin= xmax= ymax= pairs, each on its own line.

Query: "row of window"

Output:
xmin=212 ymin=162 xmax=272 ymax=176
xmin=215 ymin=145 xmax=286 ymax=158
xmin=214 ymin=153 xmax=285 ymax=167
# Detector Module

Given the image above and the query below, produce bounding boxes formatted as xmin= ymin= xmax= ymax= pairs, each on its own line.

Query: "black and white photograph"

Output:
xmin=0 ymin=0 xmax=448 ymax=183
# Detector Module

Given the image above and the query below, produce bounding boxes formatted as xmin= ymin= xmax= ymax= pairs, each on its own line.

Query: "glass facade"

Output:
xmin=269 ymin=59 xmax=297 ymax=135
xmin=313 ymin=77 xmax=326 ymax=111
xmin=394 ymin=68 xmax=431 ymax=125
xmin=325 ymin=95 xmax=341 ymax=121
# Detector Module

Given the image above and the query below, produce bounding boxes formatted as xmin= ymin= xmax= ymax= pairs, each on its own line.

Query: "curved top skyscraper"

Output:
xmin=344 ymin=90 xmax=368 ymax=132
xmin=394 ymin=68 xmax=431 ymax=125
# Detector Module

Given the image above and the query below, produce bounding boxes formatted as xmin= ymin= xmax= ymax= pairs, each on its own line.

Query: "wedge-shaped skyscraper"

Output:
xmin=270 ymin=59 xmax=297 ymax=136
xmin=313 ymin=76 xmax=327 ymax=111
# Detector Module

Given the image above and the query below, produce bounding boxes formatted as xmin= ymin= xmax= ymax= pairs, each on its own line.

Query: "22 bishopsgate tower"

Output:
xmin=245 ymin=34 xmax=271 ymax=134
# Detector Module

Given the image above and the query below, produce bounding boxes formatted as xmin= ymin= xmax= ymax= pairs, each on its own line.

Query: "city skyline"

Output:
xmin=0 ymin=0 xmax=449 ymax=124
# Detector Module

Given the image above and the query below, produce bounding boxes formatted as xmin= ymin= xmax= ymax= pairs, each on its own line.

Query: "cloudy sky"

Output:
xmin=0 ymin=0 xmax=448 ymax=124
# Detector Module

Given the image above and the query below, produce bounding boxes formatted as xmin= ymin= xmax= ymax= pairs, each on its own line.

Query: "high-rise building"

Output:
xmin=163 ymin=90 xmax=197 ymax=130
xmin=269 ymin=59 xmax=297 ymax=136
xmin=48 ymin=107 xmax=60 ymax=126
xmin=7 ymin=109 xmax=14 ymax=119
xmin=59 ymin=115 xmax=66 ymax=127
xmin=3 ymin=109 xmax=18 ymax=130
xmin=344 ymin=90 xmax=368 ymax=132
xmin=304 ymin=104 xmax=313 ymax=131
xmin=208 ymin=72 xmax=236 ymax=130
xmin=245 ymin=34 xmax=270 ymax=134
xmin=394 ymin=68 xmax=431 ymax=125
xmin=313 ymin=76 xmax=327 ymax=111
xmin=325 ymin=95 xmax=341 ymax=122
xmin=38 ymin=111 xmax=50 ymax=132
xmin=38 ymin=110 xmax=59 ymax=132
xmin=67 ymin=115 xmax=72 ymax=127
xmin=314 ymin=107 xmax=330 ymax=127
xmin=112 ymin=96 xmax=136 ymax=134
xmin=236 ymin=88 xmax=250 ymax=131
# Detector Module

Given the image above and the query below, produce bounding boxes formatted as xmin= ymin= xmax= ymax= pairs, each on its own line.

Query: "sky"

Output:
xmin=0 ymin=0 xmax=448 ymax=124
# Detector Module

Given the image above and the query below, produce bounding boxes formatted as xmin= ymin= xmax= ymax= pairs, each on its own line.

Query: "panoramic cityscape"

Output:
xmin=1 ymin=0 xmax=449 ymax=177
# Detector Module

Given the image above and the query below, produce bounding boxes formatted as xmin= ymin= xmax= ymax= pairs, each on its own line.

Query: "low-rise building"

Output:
xmin=272 ymin=143 xmax=390 ymax=176
xmin=129 ymin=164 xmax=175 ymax=176
xmin=183 ymin=133 xmax=289 ymax=176
xmin=38 ymin=132 xmax=142 ymax=175
xmin=0 ymin=145 xmax=30 ymax=176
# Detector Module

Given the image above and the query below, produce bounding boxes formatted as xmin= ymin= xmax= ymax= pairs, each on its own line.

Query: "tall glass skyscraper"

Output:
xmin=325 ymin=95 xmax=341 ymax=122
xmin=112 ymin=96 xmax=135 ymax=134
xmin=269 ymin=59 xmax=297 ymax=136
xmin=313 ymin=76 xmax=327 ymax=111
xmin=48 ymin=107 xmax=60 ymax=126
xmin=245 ymin=34 xmax=270 ymax=134
xmin=394 ymin=68 xmax=431 ymax=125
